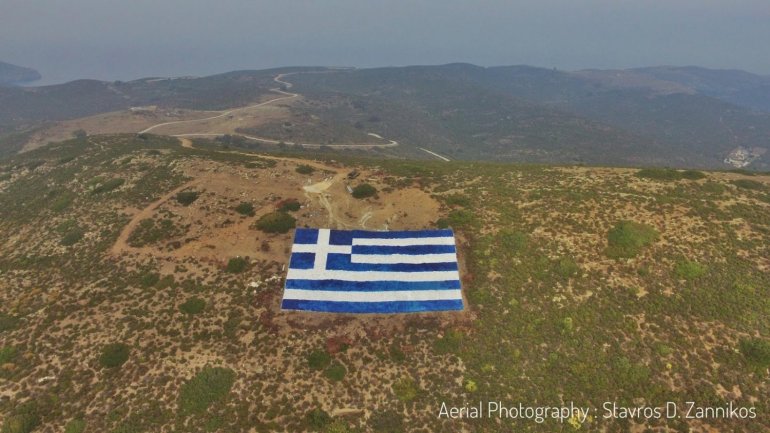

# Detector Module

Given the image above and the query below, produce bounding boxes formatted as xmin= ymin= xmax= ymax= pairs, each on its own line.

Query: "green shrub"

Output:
xmin=635 ymin=168 xmax=683 ymax=181
xmin=60 ymin=228 xmax=84 ymax=246
xmin=392 ymin=377 xmax=419 ymax=402
xmin=255 ymin=211 xmax=296 ymax=234
xmin=305 ymin=408 xmax=331 ymax=430
xmin=0 ymin=346 xmax=16 ymax=364
xmin=226 ymin=257 xmax=248 ymax=273
xmin=139 ymin=272 xmax=160 ymax=288
xmin=1 ymin=402 xmax=40 ymax=433
xmin=175 ymin=191 xmax=200 ymax=206
xmin=323 ymin=362 xmax=346 ymax=381
xmin=732 ymin=179 xmax=764 ymax=191
xmin=127 ymin=218 xmax=182 ymax=247
xmin=500 ymin=229 xmax=527 ymax=253
xmin=555 ymin=256 xmax=579 ymax=279
xmin=307 ymin=350 xmax=332 ymax=370
xmin=99 ymin=343 xmax=130 ymax=368
xmin=681 ymin=170 xmax=706 ymax=180
xmin=296 ymin=164 xmax=315 ymax=175
xmin=605 ymin=220 xmax=659 ymax=259
xmin=740 ymin=338 xmax=770 ymax=369
xmin=352 ymin=183 xmax=377 ymax=199
xmin=63 ymin=419 xmax=86 ymax=433
xmin=389 ymin=345 xmax=406 ymax=363
xmin=443 ymin=194 xmax=471 ymax=207
xmin=91 ymin=178 xmax=125 ymax=194
xmin=434 ymin=330 xmax=462 ymax=354
xmin=674 ymin=259 xmax=708 ymax=280
xmin=0 ymin=313 xmax=19 ymax=332
xmin=234 ymin=202 xmax=255 ymax=216
xmin=179 ymin=367 xmax=236 ymax=415
xmin=180 ymin=297 xmax=206 ymax=315
xmin=278 ymin=199 xmax=301 ymax=212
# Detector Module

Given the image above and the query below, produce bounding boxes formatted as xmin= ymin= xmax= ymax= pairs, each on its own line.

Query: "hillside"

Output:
xmin=1 ymin=64 xmax=770 ymax=169
xmin=1 ymin=134 xmax=769 ymax=432
xmin=0 ymin=61 xmax=41 ymax=86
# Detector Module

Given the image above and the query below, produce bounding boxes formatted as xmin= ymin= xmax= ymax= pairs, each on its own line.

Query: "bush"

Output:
xmin=555 ymin=256 xmax=579 ymax=279
xmin=392 ymin=377 xmax=419 ymax=402
xmin=99 ymin=343 xmax=130 ymax=368
xmin=91 ymin=178 xmax=125 ymax=194
xmin=0 ymin=313 xmax=19 ymax=332
xmin=307 ymin=350 xmax=331 ymax=370
xmin=296 ymin=164 xmax=314 ymax=175
xmin=255 ymin=211 xmax=296 ymax=234
xmin=234 ymin=202 xmax=255 ymax=216
xmin=681 ymin=170 xmax=706 ymax=180
xmin=179 ymin=367 xmax=236 ymax=415
xmin=605 ymin=221 xmax=659 ymax=259
xmin=63 ymin=419 xmax=86 ymax=433
xmin=0 ymin=346 xmax=16 ymax=364
xmin=226 ymin=257 xmax=248 ymax=273
xmin=352 ymin=183 xmax=377 ymax=199
xmin=434 ymin=330 xmax=462 ymax=354
xmin=1 ymin=402 xmax=40 ymax=433
xmin=324 ymin=362 xmax=346 ymax=381
xmin=636 ymin=168 xmax=705 ymax=181
xmin=443 ymin=194 xmax=471 ymax=207
xmin=674 ymin=259 xmax=708 ymax=280
xmin=278 ymin=199 xmax=301 ymax=212
xmin=739 ymin=338 xmax=770 ymax=369
xmin=732 ymin=179 xmax=764 ymax=191
xmin=180 ymin=297 xmax=206 ymax=315
xmin=175 ymin=191 xmax=200 ymax=206
xmin=60 ymin=228 xmax=84 ymax=246
xmin=305 ymin=408 xmax=331 ymax=430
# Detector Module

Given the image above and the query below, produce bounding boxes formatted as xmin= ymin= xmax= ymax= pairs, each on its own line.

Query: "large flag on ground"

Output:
xmin=282 ymin=228 xmax=464 ymax=313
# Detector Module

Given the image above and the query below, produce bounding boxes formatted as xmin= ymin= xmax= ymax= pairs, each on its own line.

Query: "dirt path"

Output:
xmin=111 ymin=179 xmax=200 ymax=255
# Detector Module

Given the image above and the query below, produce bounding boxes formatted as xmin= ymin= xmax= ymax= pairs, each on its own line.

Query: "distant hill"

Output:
xmin=0 ymin=61 xmax=41 ymax=85
xmin=1 ymin=63 xmax=769 ymax=169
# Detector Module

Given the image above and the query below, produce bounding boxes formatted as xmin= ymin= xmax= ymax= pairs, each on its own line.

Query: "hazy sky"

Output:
xmin=2 ymin=0 xmax=769 ymax=84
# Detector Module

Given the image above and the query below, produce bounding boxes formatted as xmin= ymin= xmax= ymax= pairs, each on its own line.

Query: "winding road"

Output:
xmin=138 ymin=72 xmax=400 ymax=150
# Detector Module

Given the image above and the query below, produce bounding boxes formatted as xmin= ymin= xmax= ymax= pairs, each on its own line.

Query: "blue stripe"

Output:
xmin=329 ymin=230 xmax=353 ymax=245
xmin=351 ymin=244 xmax=456 ymax=255
xmin=289 ymin=253 xmax=315 ymax=269
xmin=281 ymin=299 xmax=464 ymax=313
xmin=326 ymin=253 xmax=458 ymax=272
xmin=285 ymin=279 xmax=461 ymax=291
xmin=350 ymin=229 xmax=454 ymax=239
xmin=293 ymin=229 xmax=319 ymax=244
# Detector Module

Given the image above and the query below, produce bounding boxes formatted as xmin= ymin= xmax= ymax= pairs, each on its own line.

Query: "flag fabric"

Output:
xmin=282 ymin=228 xmax=464 ymax=313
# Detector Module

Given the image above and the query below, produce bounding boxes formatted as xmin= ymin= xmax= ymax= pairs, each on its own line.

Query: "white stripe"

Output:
xmin=283 ymin=289 xmax=462 ymax=302
xmin=351 ymin=253 xmax=458 ymax=264
xmin=313 ymin=229 xmax=330 ymax=271
xmin=292 ymin=244 xmax=351 ymax=254
xmin=352 ymin=237 xmax=456 ymax=247
xmin=286 ymin=268 xmax=460 ymax=282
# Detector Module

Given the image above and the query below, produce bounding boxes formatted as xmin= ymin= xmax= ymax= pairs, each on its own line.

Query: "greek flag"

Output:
xmin=282 ymin=228 xmax=464 ymax=313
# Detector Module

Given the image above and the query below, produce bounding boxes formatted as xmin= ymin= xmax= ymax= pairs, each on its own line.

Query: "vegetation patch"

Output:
xmin=277 ymin=199 xmax=301 ymax=212
xmin=307 ymin=350 xmax=332 ymax=371
xmin=254 ymin=211 xmax=296 ymax=234
xmin=674 ymin=259 xmax=708 ymax=280
xmin=127 ymin=218 xmax=182 ymax=247
xmin=351 ymin=183 xmax=377 ymax=199
xmin=63 ymin=419 xmax=86 ymax=433
xmin=635 ymin=168 xmax=705 ymax=181
xmin=91 ymin=178 xmax=125 ymax=194
xmin=0 ymin=312 xmax=19 ymax=332
xmin=180 ymin=297 xmax=206 ymax=315
xmin=392 ymin=377 xmax=420 ymax=402
xmin=178 ymin=366 xmax=236 ymax=415
xmin=1 ymin=401 xmax=40 ymax=433
xmin=305 ymin=408 xmax=331 ymax=430
xmin=60 ymin=228 xmax=85 ymax=246
xmin=233 ymin=202 xmax=255 ymax=216
xmin=226 ymin=256 xmax=248 ymax=273
xmin=295 ymin=164 xmax=315 ymax=175
xmin=175 ymin=190 xmax=200 ymax=206
xmin=739 ymin=338 xmax=770 ymax=370
xmin=99 ymin=343 xmax=130 ymax=369
xmin=605 ymin=220 xmax=659 ymax=258
xmin=732 ymin=179 xmax=765 ymax=191
xmin=323 ymin=362 xmax=346 ymax=381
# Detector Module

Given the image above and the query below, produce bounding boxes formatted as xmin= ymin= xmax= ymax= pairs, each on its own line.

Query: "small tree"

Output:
xmin=99 ymin=343 xmax=130 ymax=368
xmin=352 ymin=183 xmax=377 ymax=199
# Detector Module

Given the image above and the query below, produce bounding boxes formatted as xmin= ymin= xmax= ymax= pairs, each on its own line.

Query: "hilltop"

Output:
xmin=1 ymin=134 xmax=769 ymax=432
xmin=1 ymin=64 xmax=769 ymax=169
